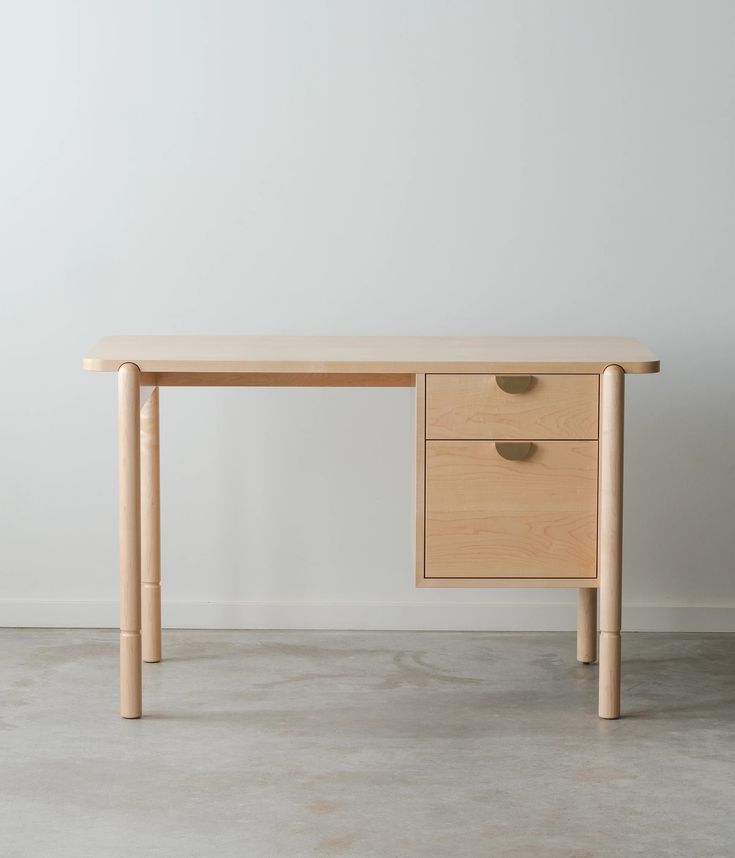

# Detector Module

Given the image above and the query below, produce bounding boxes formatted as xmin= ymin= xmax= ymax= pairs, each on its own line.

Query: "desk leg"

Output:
xmin=576 ymin=588 xmax=597 ymax=664
xmin=119 ymin=363 xmax=142 ymax=718
xmin=141 ymin=387 xmax=161 ymax=663
xmin=598 ymin=365 xmax=624 ymax=720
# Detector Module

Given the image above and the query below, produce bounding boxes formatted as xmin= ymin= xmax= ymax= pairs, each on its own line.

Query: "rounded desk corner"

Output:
xmin=616 ymin=358 xmax=660 ymax=375
xmin=83 ymin=357 xmax=133 ymax=372
xmin=629 ymin=359 xmax=660 ymax=375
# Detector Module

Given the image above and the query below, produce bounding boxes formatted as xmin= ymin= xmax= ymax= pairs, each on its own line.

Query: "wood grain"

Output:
xmin=425 ymin=440 xmax=598 ymax=579
xmin=145 ymin=372 xmax=414 ymax=387
xmin=83 ymin=336 xmax=660 ymax=375
xmin=426 ymin=374 xmax=598 ymax=440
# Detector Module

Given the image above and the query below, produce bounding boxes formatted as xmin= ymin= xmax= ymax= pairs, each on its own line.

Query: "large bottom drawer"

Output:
xmin=424 ymin=440 xmax=598 ymax=579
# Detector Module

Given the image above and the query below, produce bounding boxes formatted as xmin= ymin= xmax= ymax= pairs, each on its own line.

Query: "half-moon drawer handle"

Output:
xmin=495 ymin=441 xmax=533 ymax=461
xmin=495 ymin=375 xmax=533 ymax=394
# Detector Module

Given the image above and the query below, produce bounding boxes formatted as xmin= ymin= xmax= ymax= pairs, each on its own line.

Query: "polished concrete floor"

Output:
xmin=1 ymin=629 xmax=734 ymax=857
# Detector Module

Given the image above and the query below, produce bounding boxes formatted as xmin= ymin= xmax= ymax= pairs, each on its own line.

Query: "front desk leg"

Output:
xmin=598 ymin=365 xmax=624 ymax=720
xmin=118 ymin=363 xmax=142 ymax=718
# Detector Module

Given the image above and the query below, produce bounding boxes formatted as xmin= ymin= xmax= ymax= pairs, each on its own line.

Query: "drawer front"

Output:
xmin=425 ymin=440 xmax=598 ymax=579
xmin=426 ymin=374 xmax=598 ymax=440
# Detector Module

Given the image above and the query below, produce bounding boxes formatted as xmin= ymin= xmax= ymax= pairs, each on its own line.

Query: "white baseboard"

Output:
xmin=1 ymin=599 xmax=734 ymax=632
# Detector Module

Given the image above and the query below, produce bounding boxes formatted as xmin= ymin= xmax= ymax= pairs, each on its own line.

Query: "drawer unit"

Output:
xmin=424 ymin=440 xmax=598 ymax=579
xmin=426 ymin=373 xmax=598 ymax=440
xmin=417 ymin=372 xmax=601 ymax=585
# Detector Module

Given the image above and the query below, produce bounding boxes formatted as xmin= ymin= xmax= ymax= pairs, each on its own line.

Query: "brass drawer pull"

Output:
xmin=495 ymin=441 xmax=533 ymax=461
xmin=495 ymin=375 xmax=533 ymax=394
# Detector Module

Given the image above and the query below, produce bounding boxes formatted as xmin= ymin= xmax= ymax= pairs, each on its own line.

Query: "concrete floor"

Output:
xmin=1 ymin=630 xmax=734 ymax=858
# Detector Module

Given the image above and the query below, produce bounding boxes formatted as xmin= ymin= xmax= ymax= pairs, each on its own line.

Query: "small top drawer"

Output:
xmin=425 ymin=374 xmax=598 ymax=440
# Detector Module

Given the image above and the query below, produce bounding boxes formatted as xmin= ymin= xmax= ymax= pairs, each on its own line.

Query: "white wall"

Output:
xmin=1 ymin=1 xmax=733 ymax=631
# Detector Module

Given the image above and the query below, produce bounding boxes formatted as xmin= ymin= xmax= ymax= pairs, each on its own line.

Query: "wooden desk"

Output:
xmin=83 ymin=336 xmax=659 ymax=720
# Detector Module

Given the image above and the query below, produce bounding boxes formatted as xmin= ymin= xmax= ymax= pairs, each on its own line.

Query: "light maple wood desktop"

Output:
xmin=83 ymin=336 xmax=659 ymax=720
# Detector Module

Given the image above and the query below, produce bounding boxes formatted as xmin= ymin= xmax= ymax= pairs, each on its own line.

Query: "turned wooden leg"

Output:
xmin=577 ymin=588 xmax=597 ymax=664
xmin=119 ymin=363 xmax=142 ymax=718
xmin=598 ymin=365 xmax=624 ymax=719
xmin=141 ymin=387 xmax=161 ymax=664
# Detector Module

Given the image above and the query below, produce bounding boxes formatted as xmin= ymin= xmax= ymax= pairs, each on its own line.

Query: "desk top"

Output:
xmin=83 ymin=336 xmax=659 ymax=374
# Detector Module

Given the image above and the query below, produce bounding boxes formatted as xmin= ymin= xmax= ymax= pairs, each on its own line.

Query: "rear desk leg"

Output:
xmin=141 ymin=387 xmax=161 ymax=664
xmin=577 ymin=588 xmax=597 ymax=664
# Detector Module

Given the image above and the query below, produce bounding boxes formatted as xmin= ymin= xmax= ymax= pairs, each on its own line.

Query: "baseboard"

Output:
xmin=1 ymin=599 xmax=734 ymax=632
